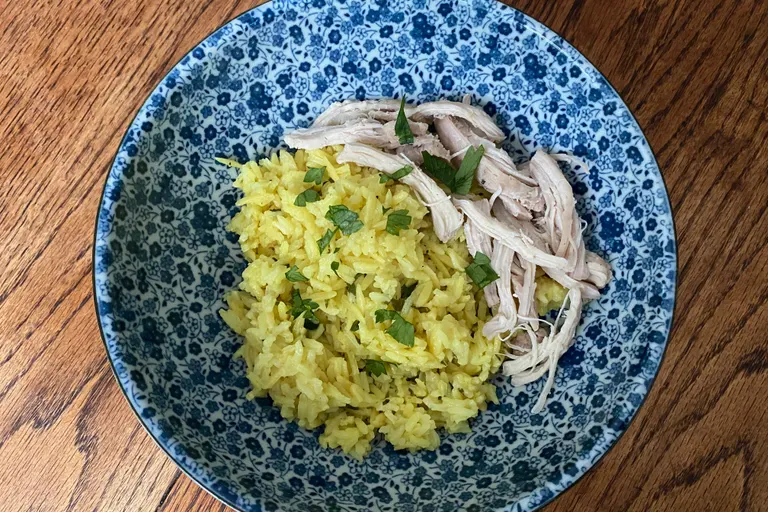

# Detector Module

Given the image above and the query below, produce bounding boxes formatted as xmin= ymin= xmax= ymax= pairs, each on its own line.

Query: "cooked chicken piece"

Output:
xmin=336 ymin=143 xmax=463 ymax=242
xmin=529 ymin=151 xmax=590 ymax=279
xmin=285 ymin=119 xmax=431 ymax=151
xmin=462 ymin=130 xmax=538 ymax=186
xmin=313 ymin=99 xmax=505 ymax=142
xmin=493 ymin=201 xmax=601 ymax=299
xmin=491 ymin=201 xmax=552 ymax=253
xmin=454 ymin=198 xmax=568 ymax=269
xmin=312 ymin=99 xmax=408 ymax=126
xmin=482 ymin=241 xmax=518 ymax=339
xmin=284 ymin=120 xmax=385 ymax=149
xmin=396 ymin=133 xmax=454 ymax=164
xmin=503 ymin=288 xmax=583 ymax=413
xmin=516 ymin=258 xmax=539 ymax=330
xmin=413 ymin=101 xmax=505 ymax=142
xmin=464 ymin=201 xmax=499 ymax=308
xmin=434 ymin=117 xmax=543 ymax=216
xmin=585 ymin=251 xmax=612 ymax=288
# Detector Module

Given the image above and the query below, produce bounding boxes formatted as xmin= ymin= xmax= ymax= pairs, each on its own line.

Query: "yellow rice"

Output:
xmin=219 ymin=146 xmax=567 ymax=458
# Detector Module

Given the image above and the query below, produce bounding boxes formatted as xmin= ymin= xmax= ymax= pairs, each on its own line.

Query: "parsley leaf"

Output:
xmin=386 ymin=209 xmax=411 ymax=235
xmin=304 ymin=166 xmax=325 ymax=185
xmin=454 ymin=145 xmax=484 ymax=195
xmin=317 ymin=228 xmax=338 ymax=253
xmin=380 ymin=165 xmax=413 ymax=183
xmin=285 ymin=265 xmax=309 ymax=282
xmin=395 ymin=96 xmax=414 ymax=145
xmin=422 ymin=151 xmax=457 ymax=190
xmin=326 ymin=205 xmax=364 ymax=235
xmin=374 ymin=309 xmax=415 ymax=347
xmin=382 ymin=206 xmax=392 ymax=214
xmin=294 ymin=189 xmax=320 ymax=206
xmin=364 ymin=359 xmax=387 ymax=377
xmin=351 ymin=320 xmax=360 ymax=332
xmin=465 ymin=251 xmax=500 ymax=289
xmin=290 ymin=289 xmax=320 ymax=323
xmin=331 ymin=261 xmax=340 ymax=277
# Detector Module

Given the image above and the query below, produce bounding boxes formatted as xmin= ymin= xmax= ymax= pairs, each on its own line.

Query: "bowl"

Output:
xmin=93 ymin=1 xmax=676 ymax=510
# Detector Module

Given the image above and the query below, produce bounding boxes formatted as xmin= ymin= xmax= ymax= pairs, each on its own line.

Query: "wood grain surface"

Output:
xmin=1 ymin=0 xmax=767 ymax=510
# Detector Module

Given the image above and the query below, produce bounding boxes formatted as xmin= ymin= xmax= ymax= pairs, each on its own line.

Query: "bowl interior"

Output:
xmin=94 ymin=1 xmax=676 ymax=511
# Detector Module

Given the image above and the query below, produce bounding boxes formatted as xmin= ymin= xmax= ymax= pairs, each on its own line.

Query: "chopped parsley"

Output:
xmin=350 ymin=320 xmax=360 ymax=332
xmin=422 ymin=151 xmax=457 ymax=190
xmin=421 ymin=146 xmax=484 ymax=195
xmin=317 ymin=228 xmax=338 ymax=253
xmin=454 ymin=145 xmax=485 ymax=195
xmin=290 ymin=289 xmax=319 ymax=324
xmin=326 ymin=205 xmax=364 ymax=235
xmin=375 ymin=309 xmax=415 ymax=347
xmin=294 ymin=189 xmax=320 ymax=206
xmin=382 ymin=206 xmax=392 ymax=214
xmin=466 ymin=251 xmax=499 ymax=289
xmin=304 ymin=166 xmax=325 ymax=185
xmin=364 ymin=359 xmax=387 ymax=377
xmin=285 ymin=265 xmax=309 ymax=282
xmin=386 ymin=209 xmax=411 ymax=235
xmin=331 ymin=261 xmax=340 ymax=277
xmin=395 ymin=96 xmax=414 ymax=144
xmin=380 ymin=165 xmax=413 ymax=183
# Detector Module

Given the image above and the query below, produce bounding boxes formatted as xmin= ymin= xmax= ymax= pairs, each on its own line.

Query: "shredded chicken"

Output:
xmin=482 ymin=240 xmax=518 ymax=339
xmin=313 ymin=98 xmax=505 ymax=142
xmin=516 ymin=257 xmax=539 ymax=330
xmin=283 ymin=97 xmax=613 ymax=414
xmin=434 ymin=117 xmax=543 ymax=216
xmin=336 ymin=143 xmax=463 ymax=242
xmin=285 ymin=119 xmax=430 ymax=150
xmin=312 ymin=99 xmax=407 ymax=126
xmin=503 ymin=288 xmax=583 ymax=413
xmin=454 ymin=198 xmax=568 ymax=269
xmin=464 ymin=200 xmax=499 ymax=307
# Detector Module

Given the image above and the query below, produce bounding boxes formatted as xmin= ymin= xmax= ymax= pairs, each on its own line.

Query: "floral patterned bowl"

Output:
xmin=93 ymin=0 xmax=676 ymax=510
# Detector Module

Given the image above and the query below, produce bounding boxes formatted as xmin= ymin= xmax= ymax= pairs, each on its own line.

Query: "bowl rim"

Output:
xmin=91 ymin=1 xmax=678 ymax=510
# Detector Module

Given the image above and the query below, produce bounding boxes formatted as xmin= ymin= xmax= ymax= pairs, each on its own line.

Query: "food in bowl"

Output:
xmin=218 ymin=97 xmax=612 ymax=457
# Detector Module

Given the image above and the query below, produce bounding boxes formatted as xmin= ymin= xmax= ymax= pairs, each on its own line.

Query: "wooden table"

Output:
xmin=2 ymin=0 xmax=767 ymax=510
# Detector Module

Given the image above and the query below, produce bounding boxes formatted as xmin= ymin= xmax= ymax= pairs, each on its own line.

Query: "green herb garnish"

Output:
xmin=454 ymin=145 xmax=485 ymax=195
xmin=294 ymin=189 xmax=320 ymax=206
xmin=285 ymin=265 xmax=309 ymax=282
xmin=465 ymin=251 xmax=499 ymax=289
xmin=290 ymin=289 xmax=320 ymax=323
xmin=395 ymin=96 xmax=414 ymax=145
xmin=386 ymin=209 xmax=411 ymax=235
xmin=422 ymin=151 xmax=457 ymax=190
xmin=331 ymin=261 xmax=340 ymax=277
xmin=364 ymin=359 xmax=387 ymax=377
xmin=317 ymin=228 xmax=338 ymax=253
xmin=326 ymin=205 xmax=364 ymax=235
xmin=375 ymin=309 xmax=415 ymax=347
xmin=382 ymin=206 xmax=392 ymax=214
xmin=351 ymin=320 xmax=360 ymax=332
xmin=304 ymin=166 xmax=325 ymax=185
xmin=380 ymin=165 xmax=413 ymax=183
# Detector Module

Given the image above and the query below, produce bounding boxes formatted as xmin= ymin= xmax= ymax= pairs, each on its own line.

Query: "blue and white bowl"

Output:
xmin=93 ymin=1 xmax=676 ymax=510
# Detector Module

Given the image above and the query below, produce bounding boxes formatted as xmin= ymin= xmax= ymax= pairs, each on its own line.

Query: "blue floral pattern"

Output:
xmin=93 ymin=1 xmax=676 ymax=511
